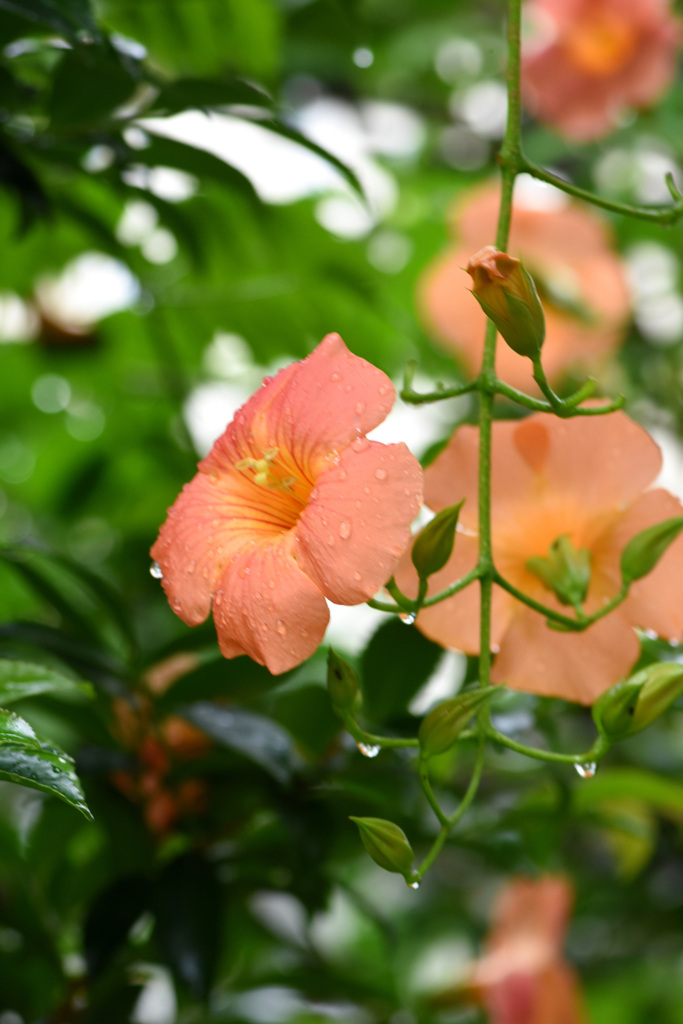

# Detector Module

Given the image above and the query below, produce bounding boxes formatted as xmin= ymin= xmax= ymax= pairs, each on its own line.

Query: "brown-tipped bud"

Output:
xmin=419 ymin=688 xmax=494 ymax=759
xmin=467 ymin=246 xmax=545 ymax=359
xmin=411 ymin=500 xmax=464 ymax=580
xmin=527 ymin=534 xmax=591 ymax=607
xmin=593 ymin=662 xmax=683 ymax=740
xmin=350 ymin=816 xmax=414 ymax=877
xmin=327 ymin=649 xmax=359 ymax=712
xmin=620 ymin=516 xmax=683 ymax=586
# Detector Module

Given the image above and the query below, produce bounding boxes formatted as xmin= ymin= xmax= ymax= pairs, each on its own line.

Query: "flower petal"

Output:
xmin=151 ymin=472 xmax=242 ymax=627
xmin=212 ymin=535 xmax=330 ymax=674
xmin=296 ymin=440 xmax=423 ymax=604
xmin=491 ymin=607 xmax=640 ymax=704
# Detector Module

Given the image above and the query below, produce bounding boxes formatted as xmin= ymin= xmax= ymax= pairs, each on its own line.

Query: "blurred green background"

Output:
xmin=2 ymin=0 xmax=683 ymax=1021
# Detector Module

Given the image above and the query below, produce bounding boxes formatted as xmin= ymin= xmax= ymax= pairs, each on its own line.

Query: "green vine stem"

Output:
xmin=519 ymin=159 xmax=683 ymax=227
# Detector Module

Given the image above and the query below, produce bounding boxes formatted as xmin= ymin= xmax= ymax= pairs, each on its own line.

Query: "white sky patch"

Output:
xmin=138 ymin=110 xmax=348 ymax=205
xmin=35 ymin=252 xmax=140 ymax=328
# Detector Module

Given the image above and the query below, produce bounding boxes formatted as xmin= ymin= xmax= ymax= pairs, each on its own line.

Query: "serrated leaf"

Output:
xmin=0 ymin=659 xmax=92 ymax=705
xmin=0 ymin=709 xmax=92 ymax=820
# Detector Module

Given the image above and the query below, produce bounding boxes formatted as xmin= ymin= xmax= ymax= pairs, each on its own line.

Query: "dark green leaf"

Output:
xmin=179 ymin=702 xmax=300 ymax=783
xmin=361 ymin=618 xmax=442 ymax=724
xmin=0 ymin=658 xmax=92 ymax=704
xmin=154 ymin=853 xmax=222 ymax=998
xmin=0 ymin=709 xmax=93 ymax=819
xmin=84 ymin=875 xmax=149 ymax=977
xmin=0 ymin=0 xmax=99 ymax=39
xmin=149 ymin=76 xmax=271 ymax=116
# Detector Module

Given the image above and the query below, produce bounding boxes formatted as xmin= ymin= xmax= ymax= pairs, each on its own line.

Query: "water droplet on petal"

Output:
xmin=353 ymin=571 xmax=362 ymax=582
xmin=268 ymin=579 xmax=276 ymax=590
xmin=575 ymin=762 xmax=597 ymax=779
xmin=276 ymin=620 xmax=286 ymax=636
xmin=354 ymin=401 xmax=365 ymax=414
xmin=357 ymin=742 xmax=381 ymax=758
xmin=378 ymin=385 xmax=388 ymax=395
xmin=239 ymin=567 xmax=251 ymax=578
xmin=327 ymin=535 xmax=335 ymax=546
xmin=150 ymin=561 xmax=163 ymax=579
xmin=187 ymin=560 xmax=196 ymax=575
xmin=375 ymin=468 xmax=388 ymax=481
xmin=330 ymin=371 xmax=341 ymax=382
xmin=400 ymin=611 xmax=416 ymax=625
xmin=202 ymin=566 xmax=209 ymax=579
xmin=351 ymin=435 xmax=369 ymax=453
xmin=310 ymin=487 xmax=319 ymax=501
xmin=339 ymin=521 xmax=351 ymax=539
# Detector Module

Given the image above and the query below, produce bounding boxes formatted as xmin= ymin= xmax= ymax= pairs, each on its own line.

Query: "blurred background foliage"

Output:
xmin=2 ymin=0 xmax=683 ymax=1022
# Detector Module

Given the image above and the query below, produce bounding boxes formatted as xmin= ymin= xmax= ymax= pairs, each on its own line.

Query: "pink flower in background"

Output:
xmin=398 ymin=411 xmax=683 ymax=704
xmin=522 ymin=0 xmax=681 ymax=140
xmin=469 ymin=876 xmax=588 ymax=1024
xmin=419 ymin=182 xmax=630 ymax=392
xmin=151 ymin=334 xmax=423 ymax=674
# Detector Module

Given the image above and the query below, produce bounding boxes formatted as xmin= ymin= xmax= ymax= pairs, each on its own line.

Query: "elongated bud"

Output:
xmin=327 ymin=649 xmax=359 ymax=712
xmin=419 ymin=688 xmax=495 ymax=759
xmin=411 ymin=500 xmax=464 ymax=580
xmin=467 ymin=246 xmax=545 ymax=359
xmin=593 ymin=662 xmax=683 ymax=740
xmin=620 ymin=516 xmax=683 ymax=586
xmin=350 ymin=816 xmax=414 ymax=877
xmin=527 ymin=534 xmax=591 ymax=607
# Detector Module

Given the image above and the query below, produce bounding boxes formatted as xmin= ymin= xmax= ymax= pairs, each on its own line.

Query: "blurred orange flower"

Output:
xmin=468 ymin=876 xmax=589 ymax=1024
xmin=522 ymin=0 xmax=681 ymax=141
xmin=152 ymin=334 xmax=423 ymax=675
xmin=399 ymin=411 xmax=683 ymax=704
xmin=419 ymin=182 xmax=630 ymax=392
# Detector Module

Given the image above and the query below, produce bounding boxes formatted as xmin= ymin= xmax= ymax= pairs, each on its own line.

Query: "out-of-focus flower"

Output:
xmin=152 ymin=334 xmax=423 ymax=675
xmin=522 ymin=0 xmax=681 ymax=141
xmin=468 ymin=876 xmax=588 ymax=1024
xmin=398 ymin=412 xmax=683 ymax=704
xmin=109 ymin=654 xmax=212 ymax=836
xmin=419 ymin=182 xmax=630 ymax=391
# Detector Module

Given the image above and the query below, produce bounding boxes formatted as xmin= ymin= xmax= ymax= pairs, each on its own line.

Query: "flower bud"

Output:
xmin=620 ymin=516 xmax=683 ymax=586
xmin=593 ymin=662 xmax=683 ymax=740
xmin=327 ymin=649 xmax=359 ymax=712
xmin=467 ymin=246 xmax=545 ymax=359
xmin=419 ymin=688 xmax=494 ymax=759
xmin=350 ymin=816 xmax=414 ymax=877
xmin=526 ymin=534 xmax=591 ymax=607
xmin=411 ymin=500 xmax=464 ymax=580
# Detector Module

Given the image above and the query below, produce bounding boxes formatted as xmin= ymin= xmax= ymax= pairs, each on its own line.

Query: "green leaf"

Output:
xmin=84 ymin=874 xmax=149 ymax=977
xmin=149 ymin=76 xmax=271 ymax=116
xmin=0 ymin=709 xmax=93 ymax=820
xmin=0 ymin=0 xmax=100 ymax=39
xmin=154 ymin=853 xmax=222 ymax=999
xmin=0 ymin=659 xmax=92 ymax=705
xmin=48 ymin=48 xmax=138 ymax=127
xmin=361 ymin=618 xmax=442 ymax=724
xmin=179 ymin=702 xmax=300 ymax=783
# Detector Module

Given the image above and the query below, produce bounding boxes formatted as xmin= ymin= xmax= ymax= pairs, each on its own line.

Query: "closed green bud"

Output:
xmin=467 ymin=246 xmax=545 ymax=359
xmin=350 ymin=816 xmax=414 ymax=876
xmin=411 ymin=500 xmax=465 ymax=580
xmin=593 ymin=662 xmax=683 ymax=740
xmin=327 ymin=649 xmax=360 ymax=712
xmin=620 ymin=516 xmax=683 ymax=586
xmin=527 ymin=534 xmax=591 ymax=607
xmin=418 ymin=688 xmax=494 ymax=759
